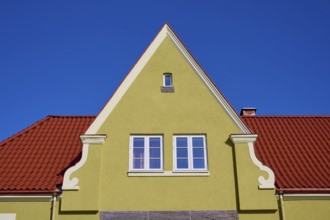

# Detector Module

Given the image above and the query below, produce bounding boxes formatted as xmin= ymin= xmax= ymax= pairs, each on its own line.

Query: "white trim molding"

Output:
xmin=62 ymin=134 xmax=106 ymax=190
xmin=0 ymin=195 xmax=55 ymax=202
xmin=283 ymin=194 xmax=330 ymax=201
xmin=0 ymin=214 xmax=16 ymax=220
xmin=85 ymin=24 xmax=250 ymax=135
xmin=128 ymin=171 xmax=210 ymax=177
xmin=230 ymin=134 xmax=275 ymax=189
xmin=81 ymin=134 xmax=107 ymax=144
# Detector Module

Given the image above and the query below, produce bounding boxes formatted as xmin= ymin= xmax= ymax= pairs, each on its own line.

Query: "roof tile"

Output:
xmin=0 ymin=116 xmax=95 ymax=194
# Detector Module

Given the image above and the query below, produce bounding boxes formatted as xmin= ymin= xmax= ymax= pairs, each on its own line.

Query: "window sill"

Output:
xmin=127 ymin=171 xmax=209 ymax=177
xmin=161 ymin=86 xmax=175 ymax=93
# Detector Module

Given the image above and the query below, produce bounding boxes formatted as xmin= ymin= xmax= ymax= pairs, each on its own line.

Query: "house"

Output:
xmin=0 ymin=24 xmax=329 ymax=220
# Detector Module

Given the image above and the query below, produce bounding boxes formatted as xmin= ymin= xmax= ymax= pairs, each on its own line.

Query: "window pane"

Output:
xmin=192 ymin=137 xmax=204 ymax=147
xmin=133 ymin=148 xmax=144 ymax=158
xmin=149 ymin=148 xmax=160 ymax=158
xmin=149 ymin=138 xmax=160 ymax=147
xmin=150 ymin=159 xmax=161 ymax=169
xmin=193 ymin=159 xmax=205 ymax=169
xmin=177 ymin=159 xmax=188 ymax=169
xmin=177 ymin=148 xmax=188 ymax=157
xmin=176 ymin=137 xmax=187 ymax=147
xmin=133 ymin=138 xmax=144 ymax=147
xmin=193 ymin=148 xmax=204 ymax=158
xmin=133 ymin=159 xmax=144 ymax=169
xmin=165 ymin=75 xmax=172 ymax=86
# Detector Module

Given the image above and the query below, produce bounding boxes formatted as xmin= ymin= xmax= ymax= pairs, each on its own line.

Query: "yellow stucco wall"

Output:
xmin=0 ymin=200 xmax=99 ymax=220
xmin=59 ymin=35 xmax=284 ymax=220
xmin=61 ymin=144 xmax=102 ymax=211
xmin=96 ymin=36 xmax=241 ymax=211
xmin=0 ymin=200 xmax=51 ymax=219
xmin=283 ymin=199 xmax=330 ymax=220
xmin=233 ymin=142 xmax=277 ymax=210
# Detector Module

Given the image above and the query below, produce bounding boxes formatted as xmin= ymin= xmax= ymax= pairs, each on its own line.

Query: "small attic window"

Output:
xmin=161 ymin=73 xmax=174 ymax=93
xmin=164 ymin=73 xmax=172 ymax=87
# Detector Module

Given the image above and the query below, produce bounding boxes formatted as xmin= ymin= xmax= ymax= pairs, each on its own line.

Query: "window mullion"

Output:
xmin=203 ymin=137 xmax=207 ymax=169
xmin=188 ymin=136 xmax=193 ymax=170
xmin=173 ymin=136 xmax=177 ymax=170
xmin=129 ymin=136 xmax=133 ymax=171
xmin=160 ymin=137 xmax=163 ymax=170
xmin=145 ymin=137 xmax=149 ymax=170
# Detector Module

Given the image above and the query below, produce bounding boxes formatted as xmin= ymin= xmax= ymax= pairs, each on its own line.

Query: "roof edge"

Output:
xmin=1 ymin=115 xmax=96 ymax=144
xmin=241 ymin=115 xmax=330 ymax=118
xmin=0 ymin=116 xmax=51 ymax=144
xmin=277 ymin=188 xmax=330 ymax=193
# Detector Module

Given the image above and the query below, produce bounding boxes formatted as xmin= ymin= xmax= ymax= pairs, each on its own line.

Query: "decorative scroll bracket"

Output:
xmin=230 ymin=134 xmax=275 ymax=189
xmin=62 ymin=134 xmax=106 ymax=190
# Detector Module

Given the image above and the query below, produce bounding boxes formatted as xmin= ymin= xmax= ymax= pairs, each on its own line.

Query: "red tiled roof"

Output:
xmin=241 ymin=116 xmax=330 ymax=193
xmin=0 ymin=116 xmax=95 ymax=194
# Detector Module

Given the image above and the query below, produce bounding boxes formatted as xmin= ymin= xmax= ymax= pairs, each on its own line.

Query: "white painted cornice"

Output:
xmin=230 ymin=134 xmax=258 ymax=143
xmin=62 ymin=135 xmax=106 ymax=190
xmin=230 ymin=134 xmax=275 ymax=189
xmin=0 ymin=195 xmax=56 ymax=202
xmin=80 ymin=134 xmax=107 ymax=144
xmin=283 ymin=194 xmax=330 ymax=201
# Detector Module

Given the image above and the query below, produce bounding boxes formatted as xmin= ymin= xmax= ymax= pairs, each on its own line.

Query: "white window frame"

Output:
xmin=129 ymin=135 xmax=163 ymax=172
xmin=163 ymin=73 xmax=172 ymax=87
xmin=173 ymin=135 xmax=208 ymax=172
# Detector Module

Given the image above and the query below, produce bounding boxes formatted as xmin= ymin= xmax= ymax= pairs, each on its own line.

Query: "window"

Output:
xmin=173 ymin=135 xmax=208 ymax=171
xmin=130 ymin=135 xmax=163 ymax=171
xmin=161 ymin=73 xmax=174 ymax=92
xmin=163 ymin=73 xmax=172 ymax=87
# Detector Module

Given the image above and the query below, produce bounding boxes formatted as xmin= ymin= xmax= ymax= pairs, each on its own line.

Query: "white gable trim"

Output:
xmin=85 ymin=25 xmax=167 ymax=134
xmin=85 ymin=24 xmax=250 ymax=134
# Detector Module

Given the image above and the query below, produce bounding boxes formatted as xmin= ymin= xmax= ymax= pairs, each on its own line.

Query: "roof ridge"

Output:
xmin=0 ymin=116 xmax=51 ymax=145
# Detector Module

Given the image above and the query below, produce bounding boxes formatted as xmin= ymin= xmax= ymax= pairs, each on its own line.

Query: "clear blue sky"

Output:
xmin=1 ymin=0 xmax=329 ymax=141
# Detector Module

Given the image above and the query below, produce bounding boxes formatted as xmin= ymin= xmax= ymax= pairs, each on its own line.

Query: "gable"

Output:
xmin=99 ymin=35 xmax=239 ymax=134
xmin=62 ymin=26 xmax=252 ymax=211
xmin=86 ymin=24 xmax=250 ymax=135
xmin=60 ymin=24 xmax=277 ymax=212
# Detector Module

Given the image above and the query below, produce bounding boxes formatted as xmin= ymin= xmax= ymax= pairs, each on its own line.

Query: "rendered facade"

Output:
xmin=1 ymin=24 xmax=329 ymax=220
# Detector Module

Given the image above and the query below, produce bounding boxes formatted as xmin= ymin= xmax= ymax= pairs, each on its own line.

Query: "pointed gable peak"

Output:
xmin=86 ymin=24 xmax=250 ymax=134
